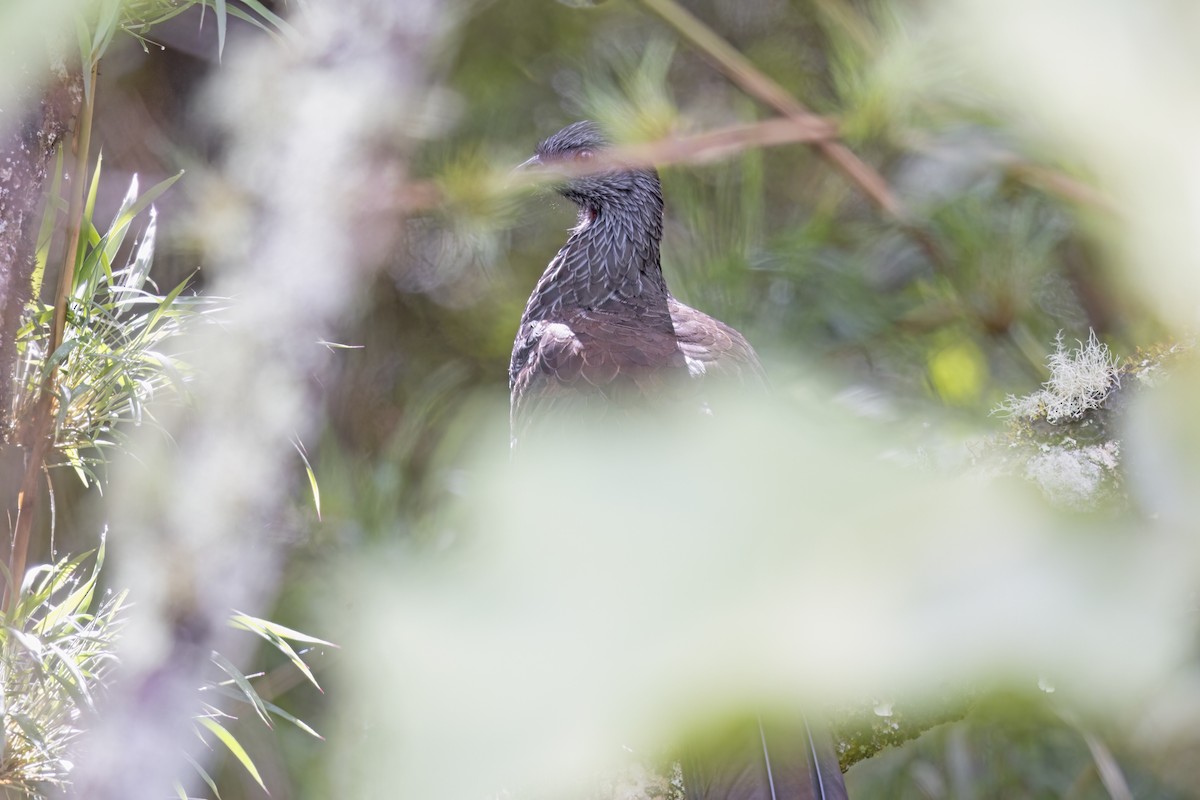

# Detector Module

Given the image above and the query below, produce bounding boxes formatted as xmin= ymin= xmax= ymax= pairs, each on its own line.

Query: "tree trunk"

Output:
xmin=0 ymin=47 xmax=82 ymax=605
xmin=0 ymin=51 xmax=81 ymax=439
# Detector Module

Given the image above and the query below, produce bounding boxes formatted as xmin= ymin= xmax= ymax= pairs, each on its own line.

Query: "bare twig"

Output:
xmin=608 ymin=115 xmax=838 ymax=170
xmin=400 ymin=115 xmax=839 ymax=214
xmin=514 ymin=115 xmax=838 ymax=184
xmin=49 ymin=61 xmax=96 ymax=356
xmin=8 ymin=395 xmax=52 ymax=610
xmin=1006 ymin=161 xmax=1118 ymax=216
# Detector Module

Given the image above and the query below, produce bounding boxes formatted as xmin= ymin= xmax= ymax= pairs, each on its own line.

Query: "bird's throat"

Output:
xmin=546 ymin=203 xmax=668 ymax=314
xmin=573 ymin=206 xmax=598 ymax=234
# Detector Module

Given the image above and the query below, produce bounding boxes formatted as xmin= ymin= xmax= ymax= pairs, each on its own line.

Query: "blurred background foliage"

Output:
xmin=3 ymin=0 xmax=1199 ymax=797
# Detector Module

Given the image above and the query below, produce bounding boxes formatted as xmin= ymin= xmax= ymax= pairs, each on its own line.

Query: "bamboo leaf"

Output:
xmin=234 ymin=0 xmax=295 ymax=36
xmin=145 ymin=274 xmax=195 ymax=333
xmin=122 ymin=206 xmax=158 ymax=294
xmin=101 ymin=174 xmax=141 ymax=265
xmin=230 ymin=613 xmax=337 ymax=648
xmin=75 ymin=16 xmax=93 ymax=99
xmin=211 ymin=650 xmax=271 ymax=727
xmin=230 ymin=613 xmax=335 ymax=692
xmin=92 ymin=0 xmax=125 ymax=61
xmin=44 ymin=641 xmax=96 ymax=710
xmin=106 ymin=171 xmax=183 ymax=260
xmin=292 ymin=438 xmax=321 ymax=520
xmin=212 ymin=1 xmax=299 ymax=45
xmin=43 ymin=338 xmax=79 ymax=377
xmin=260 ymin=697 xmax=323 ymax=740
xmin=82 ymin=151 xmax=103 ymax=247
xmin=198 ymin=717 xmax=266 ymax=792
xmin=35 ymin=539 xmax=104 ymax=635
xmin=183 ymin=752 xmax=223 ymax=800
xmin=215 ymin=0 xmax=228 ymax=60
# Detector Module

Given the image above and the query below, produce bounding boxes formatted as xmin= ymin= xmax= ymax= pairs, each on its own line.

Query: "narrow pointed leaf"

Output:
xmin=215 ymin=0 xmax=228 ymax=60
xmin=211 ymin=650 xmax=271 ymax=727
xmin=101 ymin=174 xmax=140 ymax=265
xmin=198 ymin=717 xmax=266 ymax=792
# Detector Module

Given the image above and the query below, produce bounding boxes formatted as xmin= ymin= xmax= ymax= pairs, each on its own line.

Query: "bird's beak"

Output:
xmin=512 ymin=154 xmax=542 ymax=174
xmin=510 ymin=154 xmax=547 ymax=192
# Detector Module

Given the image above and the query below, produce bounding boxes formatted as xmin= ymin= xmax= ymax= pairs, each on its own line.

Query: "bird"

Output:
xmin=508 ymin=120 xmax=849 ymax=800
xmin=508 ymin=120 xmax=766 ymax=445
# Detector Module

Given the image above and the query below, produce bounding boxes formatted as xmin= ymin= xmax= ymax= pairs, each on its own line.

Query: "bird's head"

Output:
xmin=519 ymin=120 xmax=660 ymax=212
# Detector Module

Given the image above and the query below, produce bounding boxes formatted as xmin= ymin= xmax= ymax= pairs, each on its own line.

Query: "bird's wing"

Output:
xmin=669 ymin=297 xmax=768 ymax=388
xmin=509 ymin=309 xmax=687 ymax=444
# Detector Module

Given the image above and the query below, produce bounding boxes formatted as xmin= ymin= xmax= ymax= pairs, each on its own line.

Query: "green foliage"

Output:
xmin=16 ymin=162 xmax=210 ymax=487
xmin=119 ymin=0 xmax=296 ymax=55
xmin=186 ymin=614 xmax=332 ymax=797
xmin=3 ymin=8 xmax=328 ymax=796
xmin=577 ymin=39 xmax=681 ymax=143
xmin=10 ymin=0 xmax=1200 ymax=797
xmin=0 ymin=542 xmax=124 ymax=795
xmin=324 ymin=1 xmax=1190 ymax=796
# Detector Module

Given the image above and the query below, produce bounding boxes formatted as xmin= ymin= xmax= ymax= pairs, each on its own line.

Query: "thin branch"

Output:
xmin=400 ymin=115 xmax=839 ymax=213
xmin=634 ymin=0 xmax=963 ymax=277
xmin=514 ymin=115 xmax=838 ymax=184
xmin=605 ymin=114 xmax=838 ymax=171
xmin=50 ymin=61 xmax=97 ymax=355
xmin=638 ymin=0 xmax=905 ymax=220
xmin=1006 ymin=161 xmax=1118 ymax=216
xmin=9 ymin=389 xmax=53 ymax=612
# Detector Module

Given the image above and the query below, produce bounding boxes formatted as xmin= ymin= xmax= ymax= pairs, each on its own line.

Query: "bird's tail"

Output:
xmin=682 ymin=715 xmax=849 ymax=800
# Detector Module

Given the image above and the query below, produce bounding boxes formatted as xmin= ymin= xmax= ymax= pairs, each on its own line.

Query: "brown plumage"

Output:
xmin=509 ymin=120 xmax=765 ymax=445
xmin=509 ymin=121 xmax=847 ymax=800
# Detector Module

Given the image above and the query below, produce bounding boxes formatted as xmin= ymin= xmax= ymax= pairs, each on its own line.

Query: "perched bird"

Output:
xmin=508 ymin=120 xmax=849 ymax=800
xmin=508 ymin=120 xmax=765 ymax=444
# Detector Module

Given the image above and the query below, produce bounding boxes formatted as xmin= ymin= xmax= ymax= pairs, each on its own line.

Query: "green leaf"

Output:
xmin=44 ymin=640 xmax=96 ymax=709
xmin=230 ymin=612 xmax=335 ymax=692
xmin=100 ymin=174 xmax=142 ymax=266
xmin=235 ymin=0 xmax=295 ymax=36
xmin=92 ymin=0 xmax=125 ymax=62
xmin=198 ymin=717 xmax=266 ymax=792
xmin=82 ymin=151 xmax=103 ymax=246
xmin=121 ymin=206 xmax=158 ymax=294
xmin=188 ymin=1 xmax=296 ymax=46
xmin=183 ymin=750 xmax=223 ymax=800
xmin=211 ymin=650 xmax=271 ymax=727
xmin=8 ymin=629 xmax=44 ymax=659
xmin=259 ymin=697 xmax=323 ymax=740
xmin=35 ymin=537 xmax=104 ymax=635
xmin=230 ymin=613 xmax=336 ymax=649
xmin=215 ymin=0 xmax=227 ymax=60
xmin=75 ymin=16 xmax=93 ymax=99
xmin=102 ymin=171 xmax=183 ymax=271
xmin=70 ymin=151 xmax=105 ymax=294
xmin=144 ymin=273 xmax=195 ymax=333
xmin=292 ymin=438 xmax=321 ymax=520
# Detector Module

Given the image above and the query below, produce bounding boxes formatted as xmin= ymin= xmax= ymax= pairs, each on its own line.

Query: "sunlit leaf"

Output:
xmin=198 ymin=717 xmax=266 ymax=792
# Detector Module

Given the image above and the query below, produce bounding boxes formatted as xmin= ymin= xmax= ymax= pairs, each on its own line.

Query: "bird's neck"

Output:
xmin=528 ymin=190 xmax=669 ymax=318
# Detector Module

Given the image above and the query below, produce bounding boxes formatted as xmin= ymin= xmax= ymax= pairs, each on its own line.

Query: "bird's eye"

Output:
xmin=575 ymin=149 xmax=594 ymax=161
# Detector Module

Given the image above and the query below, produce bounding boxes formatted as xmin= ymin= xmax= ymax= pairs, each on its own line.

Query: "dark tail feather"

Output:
xmin=683 ymin=716 xmax=849 ymax=800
